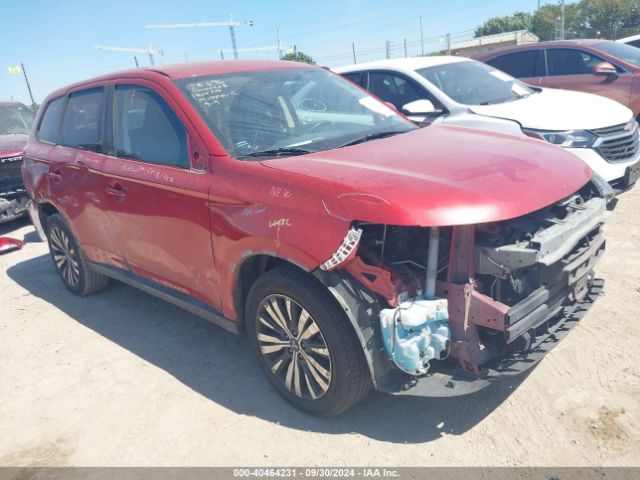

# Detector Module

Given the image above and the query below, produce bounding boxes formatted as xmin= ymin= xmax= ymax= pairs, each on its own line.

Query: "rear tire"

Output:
xmin=45 ymin=213 xmax=109 ymax=295
xmin=246 ymin=265 xmax=371 ymax=416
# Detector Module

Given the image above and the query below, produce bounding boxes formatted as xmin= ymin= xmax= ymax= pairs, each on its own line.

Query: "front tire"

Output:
xmin=45 ymin=213 xmax=109 ymax=295
xmin=246 ymin=266 xmax=371 ymax=416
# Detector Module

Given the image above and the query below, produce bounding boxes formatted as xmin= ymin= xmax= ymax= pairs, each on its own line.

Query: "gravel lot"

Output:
xmin=1 ymin=187 xmax=639 ymax=467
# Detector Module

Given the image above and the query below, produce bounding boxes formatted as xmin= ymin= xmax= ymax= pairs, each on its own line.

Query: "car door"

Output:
xmin=484 ymin=49 xmax=545 ymax=86
xmin=37 ymin=89 xmax=124 ymax=267
xmin=101 ymin=82 xmax=219 ymax=308
xmin=56 ymin=87 xmax=126 ymax=267
xmin=540 ymin=48 xmax=633 ymax=106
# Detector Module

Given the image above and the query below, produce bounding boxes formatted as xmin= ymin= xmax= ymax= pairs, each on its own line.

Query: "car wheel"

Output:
xmin=246 ymin=265 xmax=371 ymax=416
xmin=46 ymin=213 xmax=109 ymax=295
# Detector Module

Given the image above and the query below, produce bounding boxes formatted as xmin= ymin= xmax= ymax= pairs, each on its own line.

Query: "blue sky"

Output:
xmin=1 ymin=0 xmax=551 ymax=104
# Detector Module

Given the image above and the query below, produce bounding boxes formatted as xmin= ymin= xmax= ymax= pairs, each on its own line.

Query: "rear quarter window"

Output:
xmin=37 ymin=97 xmax=65 ymax=144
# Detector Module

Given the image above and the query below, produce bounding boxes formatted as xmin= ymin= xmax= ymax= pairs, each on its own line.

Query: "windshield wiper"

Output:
xmin=479 ymin=92 xmax=534 ymax=106
xmin=238 ymin=147 xmax=314 ymax=159
xmin=338 ymin=130 xmax=404 ymax=148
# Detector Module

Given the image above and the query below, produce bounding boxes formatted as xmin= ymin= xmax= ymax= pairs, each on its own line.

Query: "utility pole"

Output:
xmin=403 ymin=38 xmax=408 ymax=57
xmin=146 ymin=15 xmax=253 ymax=60
xmin=276 ymin=27 xmax=282 ymax=59
xmin=352 ymin=42 xmax=357 ymax=63
xmin=220 ymin=50 xmax=225 ymax=60
xmin=559 ymin=0 xmax=565 ymax=40
xmin=446 ymin=33 xmax=451 ymax=55
xmin=134 ymin=56 xmax=139 ymax=68
xmin=96 ymin=45 xmax=163 ymax=66
xmin=419 ymin=15 xmax=424 ymax=56
xmin=20 ymin=63 xmax=36 ymax=110
xmin=385 ymin=41 xmax=391 ymax=59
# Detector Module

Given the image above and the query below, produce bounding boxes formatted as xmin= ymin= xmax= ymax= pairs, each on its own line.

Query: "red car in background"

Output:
xmin=475 ymin=40 xmax=640 ymax=119
xmin=0 ymin=101 xmax=34 ymax=223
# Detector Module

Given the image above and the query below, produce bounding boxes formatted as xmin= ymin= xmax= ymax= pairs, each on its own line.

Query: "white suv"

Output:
xmin=335 ymin=56 xmax=640 ymax=192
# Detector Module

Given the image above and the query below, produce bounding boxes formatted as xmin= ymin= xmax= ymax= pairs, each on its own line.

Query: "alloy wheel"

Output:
xmin=49 ymin=226 xmax=80 ymax=287
xmin=256 ymin=294 xmax=332 ymax=399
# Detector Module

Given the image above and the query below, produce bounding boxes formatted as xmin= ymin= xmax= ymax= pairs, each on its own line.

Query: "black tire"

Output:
xmin=246 ymin=265 xmax=371 ymax=416
xmin=45 ymin=213 xmax=109 ymax=295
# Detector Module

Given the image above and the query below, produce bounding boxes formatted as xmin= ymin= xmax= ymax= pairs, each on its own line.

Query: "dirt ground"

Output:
xmin=1 ymin=186 xmax=639 ymax=467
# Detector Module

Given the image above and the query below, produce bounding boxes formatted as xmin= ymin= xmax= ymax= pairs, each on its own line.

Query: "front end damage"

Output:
xmin=316 ymin=182 xmax=608 ymax=396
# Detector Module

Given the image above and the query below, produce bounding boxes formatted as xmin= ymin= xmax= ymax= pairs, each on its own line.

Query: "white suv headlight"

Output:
xmin=523 ymin=128 xmax=597 ymax=148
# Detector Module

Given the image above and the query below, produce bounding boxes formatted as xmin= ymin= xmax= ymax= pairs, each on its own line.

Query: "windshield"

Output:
xmin=417 ymin=61 xmax=535 ymax=105
xmin=0 ymin=104 xmax=35 ymax=135
xmin=176 ymin=68 xmax=416 ymax=159
xmin=594 ymin=41 xmax=640 ymax=67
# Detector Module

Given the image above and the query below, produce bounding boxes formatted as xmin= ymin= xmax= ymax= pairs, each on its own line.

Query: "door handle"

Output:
xmin=48 ymin=168 xmax=62 ymax=182
xmin=106 ymin=182 xmax=126 ymax=197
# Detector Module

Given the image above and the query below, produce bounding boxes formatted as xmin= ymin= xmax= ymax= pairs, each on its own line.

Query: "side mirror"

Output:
xmin=593 ymin=62 xmax=618 ymax=79
xmin=401 ymin=99 xmax=439 ymax=115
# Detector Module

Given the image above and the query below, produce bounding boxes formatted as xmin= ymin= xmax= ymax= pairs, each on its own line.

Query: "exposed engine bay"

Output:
xmin=330 ymin=182 xmax=608 ymax=378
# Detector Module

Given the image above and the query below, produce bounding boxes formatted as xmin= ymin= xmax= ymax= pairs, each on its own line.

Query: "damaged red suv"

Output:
xmin=22 ymin=61 xmax=610 ymax=416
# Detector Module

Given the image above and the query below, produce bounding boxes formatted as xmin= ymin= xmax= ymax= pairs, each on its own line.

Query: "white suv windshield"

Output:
xmin=417 ymin=61 xmax=535 ymax=106
xmin=177 ymin=68 xmax=416 ymax=159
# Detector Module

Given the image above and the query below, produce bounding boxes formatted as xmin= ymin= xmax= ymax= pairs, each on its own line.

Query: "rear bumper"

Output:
xmin=383 ymin=278 xmax=603 ymax=398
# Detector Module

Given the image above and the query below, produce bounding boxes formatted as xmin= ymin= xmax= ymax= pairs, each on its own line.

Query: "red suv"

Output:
xmin=476 ymin=40 xmax=640 ymax=119
xmin=22 ymin=61 xmax=609 ymax=415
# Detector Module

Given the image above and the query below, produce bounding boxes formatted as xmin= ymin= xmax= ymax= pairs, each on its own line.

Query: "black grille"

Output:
xmin=592 ymin=122 xmax=639 ymax=163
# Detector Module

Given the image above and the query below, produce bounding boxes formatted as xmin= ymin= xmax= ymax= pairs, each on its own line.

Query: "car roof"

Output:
xmin=44 ymin=60 xmax=316 ymax=100
xmin=334 ymin=56 xmax=471 ymax=73
xmin=475 ymin=39 xmax=611 ymax=60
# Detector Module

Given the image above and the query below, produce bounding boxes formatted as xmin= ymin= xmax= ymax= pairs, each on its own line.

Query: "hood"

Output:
xmin=0 ymin=134 xmax=28 ymax=158
xmin=469 ymin=88 xmax=632 ymax=131
xmin=262 ymin=125 xmax=593 ymax=227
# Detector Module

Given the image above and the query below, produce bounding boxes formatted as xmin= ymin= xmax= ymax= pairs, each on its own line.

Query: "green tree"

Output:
xmin=281 ymin=51 xmax=316 ymax=64
xmin=576 ymin=0 xmax=634 ymax=38
xmin=531 ymin=3 xmax=582 ymax=40
xmin=475 ymin=12 xmax=532 ymax=37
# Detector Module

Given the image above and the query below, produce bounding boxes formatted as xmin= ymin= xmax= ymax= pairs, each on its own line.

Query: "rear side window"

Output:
xmin=62 ymin=88 xmax=103 ymax=151
xmin=546 ymin=48 xmax=606 ymax=76
xmin=114 ymin=85 xmax=188 ymax=168
xmin=485 ymin=50 xmax=545 ymax=78
xmin=37 ymin=97 xmax=65 ymax=144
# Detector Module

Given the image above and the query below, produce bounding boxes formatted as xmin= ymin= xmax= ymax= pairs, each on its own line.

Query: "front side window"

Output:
xmin=0 ymin=103 xmax=35 ymax=136
xmin=485 ymin=50 xmax=545 ymax=78
xmin=62 ymin=88 xmax=102 ymax=151
xmin=368 ymin=72 xmax=425 ymax=111
xmin=417 ymin=61 xmax=534 ymax=105
xmin=37 ymin=97 xmax=65 ymax=144
xmin=546 ymin=48 xmax=607 ymax=76
xmin=176 ymin=68 xmax=415 ymax=159
xmin=114 ymin=85 xmax=188 ymax=168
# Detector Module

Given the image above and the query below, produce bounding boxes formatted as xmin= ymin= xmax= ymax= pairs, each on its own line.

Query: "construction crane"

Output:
xmin=146 ymin=15 xmax=253 ymax=60
xmin=96 ymin=45 xmax=163 ymax=66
